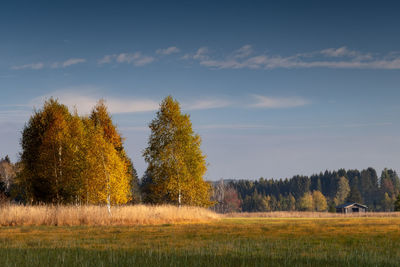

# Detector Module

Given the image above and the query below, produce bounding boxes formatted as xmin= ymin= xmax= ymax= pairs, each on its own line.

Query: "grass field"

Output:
xmin=0 ymin=215 xmax=399 ymax=266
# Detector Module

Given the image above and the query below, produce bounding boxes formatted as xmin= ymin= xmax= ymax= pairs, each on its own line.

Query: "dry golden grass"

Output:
xmin=0 ymin=204 xmax=220 ymax=226
xmin=225 ymin=211 xmax=400 ymax=218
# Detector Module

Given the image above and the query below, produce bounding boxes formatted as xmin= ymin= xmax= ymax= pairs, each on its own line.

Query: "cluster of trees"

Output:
xmin=213 ymin=168 xmax=400 ymax=212
xmin=15 ymin=99 xmax=136 ymax=205
xmin=0 ymin=96 xmax=211 ymax=207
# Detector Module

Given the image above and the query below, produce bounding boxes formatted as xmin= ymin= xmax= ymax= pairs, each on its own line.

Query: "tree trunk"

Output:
xmin=53 ymin=143 xmax=59 ymax=203
xmin=101 ymin=153 xmax=112 ymax=216
xmin=178 ymin=187 xmax=181 ymax=207
xmin=58 ymin=144 xmax=62 ymax=203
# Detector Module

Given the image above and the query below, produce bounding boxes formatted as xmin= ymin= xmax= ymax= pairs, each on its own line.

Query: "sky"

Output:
xmin=1 ymin=0 xmax=400 ymax=180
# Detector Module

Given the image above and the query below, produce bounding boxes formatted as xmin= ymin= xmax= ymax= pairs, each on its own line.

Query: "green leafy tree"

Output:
xmin=288 ymin=193 xmax=296 ymax=211
xmin=381 ymin=192 xmax=393 ymax=212
xmin=143 ymin=96 xmax=212 ymax=207
xmin=335 ymin=176 xmax=350 ymax=205
xmin=18 ymin=99 xmax=80 ymax=203
xmin=298 ymin=192 xmax=313 ymax=211
xmin=312 ymin=190 xmax=327 ymax=211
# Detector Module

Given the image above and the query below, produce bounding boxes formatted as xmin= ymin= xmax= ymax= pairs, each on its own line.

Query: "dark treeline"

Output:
xmin=2 ymin=153 xmax=400 ymax=212
xmin=212 ymin=168 xmax=400 ymax=213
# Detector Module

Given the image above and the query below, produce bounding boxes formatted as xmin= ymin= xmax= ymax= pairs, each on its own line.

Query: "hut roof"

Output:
xmin=336 ymin=202 xmax=368 ymax=209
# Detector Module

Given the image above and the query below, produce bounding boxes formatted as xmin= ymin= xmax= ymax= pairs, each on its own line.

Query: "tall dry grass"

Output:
xmin=225 ymin=211 xmax=400 ymax=218
xmin=0 ymin=204 xmax=220 ymax=226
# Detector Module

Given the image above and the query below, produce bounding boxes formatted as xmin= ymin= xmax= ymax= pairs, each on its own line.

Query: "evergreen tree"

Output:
xmin=394 ymin=194 xmax=400 ymax=212
xmin=143 ymin=96 xmax=212 ymax=207
xmin=242 ymin=191 xmax=269 ymax=212
xmin=347 ymin=182 xmax=363 ymax=204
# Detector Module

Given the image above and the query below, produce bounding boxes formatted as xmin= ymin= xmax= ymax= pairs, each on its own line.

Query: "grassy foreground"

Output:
xmin=0 ymin=216 xmax=399 ymax=266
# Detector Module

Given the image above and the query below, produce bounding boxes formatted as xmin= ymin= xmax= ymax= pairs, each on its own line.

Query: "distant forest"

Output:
xmin=211 ymin=168 xmax=400 ymax=213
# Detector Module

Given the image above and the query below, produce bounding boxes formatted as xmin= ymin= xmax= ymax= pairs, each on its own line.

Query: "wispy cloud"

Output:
xmin=11 ymin=62 xmax=44 ymax=70
xmin=250 ymin=95 xmax=310 ymax=108
xmin=12 ymin=58 xmax=86 ymax=70
xmin=98 ymin=52 xmax=155 ymax=66
xmin=232 ymin=45 xmax=253 ymax=59
xmin=183 ymin=99 xmax=232 ymax=110
xmin=182 ymin=47 xmax=209 ymax=60
xmin=184 ymin=45 xmax=400 ymax=70
xmin=30 ymin=88 xmax=159 ymax=114
xmin=156 ymin=46 xmax=180 ymax=55
xmin=51 ymin=58 xmax=86 ymax=68
xmin=28 ymin=88 xmax=233 ymax=115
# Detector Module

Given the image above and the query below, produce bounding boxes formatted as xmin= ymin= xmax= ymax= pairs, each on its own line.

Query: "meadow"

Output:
xmin=0 ymin=206 xmax=399 ymax=266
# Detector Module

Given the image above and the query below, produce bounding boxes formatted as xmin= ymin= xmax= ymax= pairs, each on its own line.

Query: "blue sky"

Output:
xmin=1 ymin=1 xmax=400 ymax=180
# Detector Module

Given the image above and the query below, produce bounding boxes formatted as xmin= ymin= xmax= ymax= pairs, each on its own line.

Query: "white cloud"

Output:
xmin=12 ymin=58 xmax=86 ymax=70
xmin=320 ymin=46 xmax=356 ymax=57
xmin=319 ymin=46 xmax=372 ymax=60
xmin=11 ymin=62 xmax=44 ymax=70
xmin=183 ymin=47 xmax=209 ymax=60
xmin=62 ymin=58 xmax=86 ymax=67
xmin=156 ymin=46 xmax=180 ymax=55
xmin=186 ymin=45 xmax=400 ymax=70
xmin=182 ymin=99 xmax=232 ymax=110
xmin=232 ymin=45 xmax=253 ymax=58
xmin=51 ymin=58 xmax=86 ymax=68
xmin=98 ymin=52 xmax=155 ymax=66
xmin=193 ymin=47 xmax=209 ymax=60
xmin=30 ymin=88 xmax=159 ymax=115
xmin=28 ymin=88 xmax=236 ymax=115
xmin=98 ymin=55 xmax=114 ymax=64
xmin=250 ymin=95 xmax=310 ymax=108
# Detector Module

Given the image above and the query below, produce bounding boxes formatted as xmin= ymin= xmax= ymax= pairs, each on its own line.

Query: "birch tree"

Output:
xmin=83 ymin=125 xmax=131 ymax=206
xmin=90 ymin=100 xmax=139 ymax=203
xmin=143 ymin=96 xmax=212 ymax=207
xmin=19 ymin=99 xmax=79 ymax=203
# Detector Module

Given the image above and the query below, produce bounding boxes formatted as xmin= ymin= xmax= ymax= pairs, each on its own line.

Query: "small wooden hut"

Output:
xmin=336 ymin=202 xmax=368 ymax=213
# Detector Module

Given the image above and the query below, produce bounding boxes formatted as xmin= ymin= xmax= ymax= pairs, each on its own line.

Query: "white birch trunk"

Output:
xmin=178 ymin=187 xmax=181 ymax=207
xmin=101 ymin=153 xmax=112 ymax=216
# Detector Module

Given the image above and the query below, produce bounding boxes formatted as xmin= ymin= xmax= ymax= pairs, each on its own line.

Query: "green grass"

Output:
xmin=0 ymin=217 xmax=399 ymax=266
